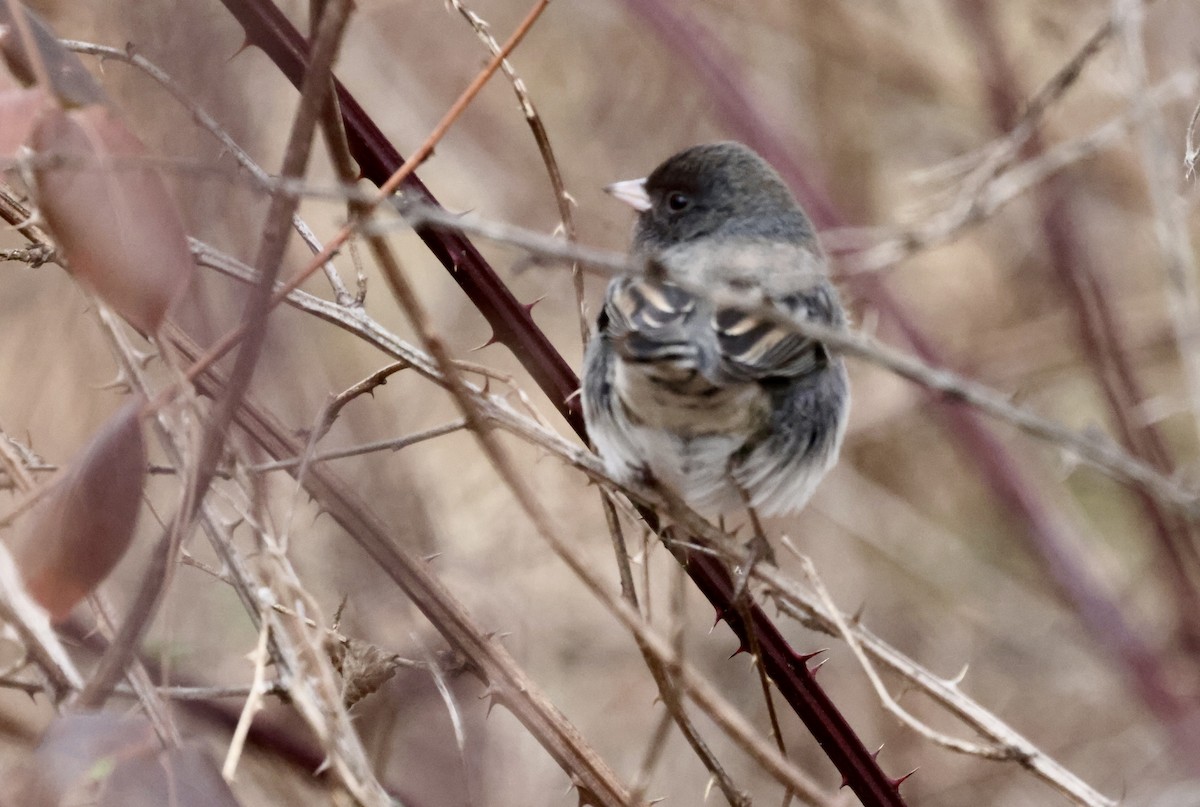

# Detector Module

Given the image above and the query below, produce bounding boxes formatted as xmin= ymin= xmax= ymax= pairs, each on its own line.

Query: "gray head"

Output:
xmin=606 ymin=142 xmax=815 ymax=253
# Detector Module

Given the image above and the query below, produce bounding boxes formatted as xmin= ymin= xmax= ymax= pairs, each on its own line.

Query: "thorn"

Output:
xmin=728 ymin=641 xmax=750 ymax=659
xmin=839 ymin=773 xmax=849 ymax=790
xmin=949 ymin=663 xmax=969 ymax=686
xmin=712 ymin=607 xmax=735 ymax=630
xmin=891 ymin=768 xmax=918 ymax=789
xmin=794 ymin=648 xmax=827 ymax=666
xmin=522 ymin=294 xmax=547 ymax=315
xmin=703 ymin=775 xmax=717 ymax=802
xmin=808 ymin=657 xmax=829 ymax=677
xmin=851 ymin=600 xmax=867 ymax=625
xmin=95 ymin=370 xmax=132 ymax=393
xmin=871 ymin=743 xmax=885 ymax=761
xmin=131 ymin=347 xmax=157 ymax=368
xmin=331 ymin=595 xmax=348 ymax=630
xmin=229 ymin=37 xmax=254 ymax=63
xmin=479 ymin=686 xmax=501 ymax=716
xmin=471 ymin=331 xmax=500 ymax=351
xmin=421 ymin=552 xmax=443 ymax=563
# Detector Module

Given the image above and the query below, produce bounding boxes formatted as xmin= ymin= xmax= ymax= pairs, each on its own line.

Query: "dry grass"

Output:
xmin=2 ymin=0 xmax=1200 ymax=805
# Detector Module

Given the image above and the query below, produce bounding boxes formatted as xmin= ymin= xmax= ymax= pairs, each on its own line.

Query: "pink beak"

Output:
xmin=604 ymin=177 xmax=652 ymax=212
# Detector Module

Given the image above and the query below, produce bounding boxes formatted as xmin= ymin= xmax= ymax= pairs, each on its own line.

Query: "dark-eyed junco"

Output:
xmin=583 ymin=142 xmax=849 ymax=524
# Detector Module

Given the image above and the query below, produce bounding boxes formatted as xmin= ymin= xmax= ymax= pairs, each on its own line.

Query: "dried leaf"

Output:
xmin=327 ymin=634 xmax=401 ymax=707
xmin=12 ymin=398 xmax=146 ymax=622
xmin=32 ymin=105 xmax=194 ymax=334
xmin=16 ymin=714 xmax=241 ymax=807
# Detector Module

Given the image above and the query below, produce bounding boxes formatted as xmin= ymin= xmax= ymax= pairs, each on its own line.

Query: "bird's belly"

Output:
xmin=614 ymin=360 xmax=767 ymax=435
xmin=623 ymin=425 xmax=747 ymax=514
xmin=612 ymin=358 xmax=768 ymax=513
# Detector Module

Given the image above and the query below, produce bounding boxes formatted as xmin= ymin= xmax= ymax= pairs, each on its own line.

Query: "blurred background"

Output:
xmin=2 ymin=0 xmax=1200 ymax=804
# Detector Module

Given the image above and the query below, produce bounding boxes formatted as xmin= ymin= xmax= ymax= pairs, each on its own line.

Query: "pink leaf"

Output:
xmin=12 ymin=398 xmax=146 ymax=622
xmin=32 ymin=105 xmax=194 ymax=334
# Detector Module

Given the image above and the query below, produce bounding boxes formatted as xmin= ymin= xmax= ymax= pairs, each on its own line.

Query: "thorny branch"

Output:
xmin=618 ymin=0 xmax=1189 ymax=749
xmin=0 ymin=7 xmax=1161 ymax=806
xmin=204 ymin=4 xmax=907 ymax=799
xmin=390 ymin=203 xmax=1200 ymax=519
xmin=96 ymin=305 xmax=395 ymax=804
xmin=445 ymin=0 xmax=588 ymax=345
xmin=76 ymin=0 xmax=356 ymax=714
xmin=188 ymin=231 xmax=1113 ymax=807
xmin=60 ymin=39 xmax=353 ymax=303
xmin=0 ymin=151 xmax=1115 ymax=804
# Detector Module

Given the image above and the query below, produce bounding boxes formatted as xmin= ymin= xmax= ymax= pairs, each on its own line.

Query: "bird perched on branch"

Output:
xmin=583 ymin=142 xmax=849 ymax=547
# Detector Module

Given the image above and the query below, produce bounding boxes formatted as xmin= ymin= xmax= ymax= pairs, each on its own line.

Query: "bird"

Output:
xmin=582 ymin=141 xmax=849 ymax=538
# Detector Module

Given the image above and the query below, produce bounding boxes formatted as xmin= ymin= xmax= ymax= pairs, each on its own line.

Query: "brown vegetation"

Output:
xmin=1 ymin=1 xmax=1199 ymax=805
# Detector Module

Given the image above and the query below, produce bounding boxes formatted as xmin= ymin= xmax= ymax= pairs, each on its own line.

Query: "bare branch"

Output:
xmin=181 ymin=227 xmax=1121 ymax=804
xmin=445 ymin=0 xmax=587 ymax=345
xmin=61 ymin=39 xmax=355 ymax=305
xmin=249 ymin=420 xmax=467 ymax=473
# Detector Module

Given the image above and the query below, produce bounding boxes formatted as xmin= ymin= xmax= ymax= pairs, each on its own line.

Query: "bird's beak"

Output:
xmin=604 ymin=177 xmax=652 ymax=212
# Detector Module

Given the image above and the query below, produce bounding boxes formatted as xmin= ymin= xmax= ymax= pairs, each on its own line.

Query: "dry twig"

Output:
xmin=188 ymin=233 xmax=1112 ymax=805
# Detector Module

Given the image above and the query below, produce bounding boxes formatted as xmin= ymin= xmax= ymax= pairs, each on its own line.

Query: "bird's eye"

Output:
xmin=666 ymin=192 xmax=690 ymax=212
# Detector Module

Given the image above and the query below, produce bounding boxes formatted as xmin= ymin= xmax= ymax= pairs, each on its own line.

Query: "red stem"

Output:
xmin=219 ymin=0 xmax=907 ymax=803
xmin=954 ymin=0 xmax=1200 ymax=655
xmin=617 ymin=0 xmax=1199 ymax=754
